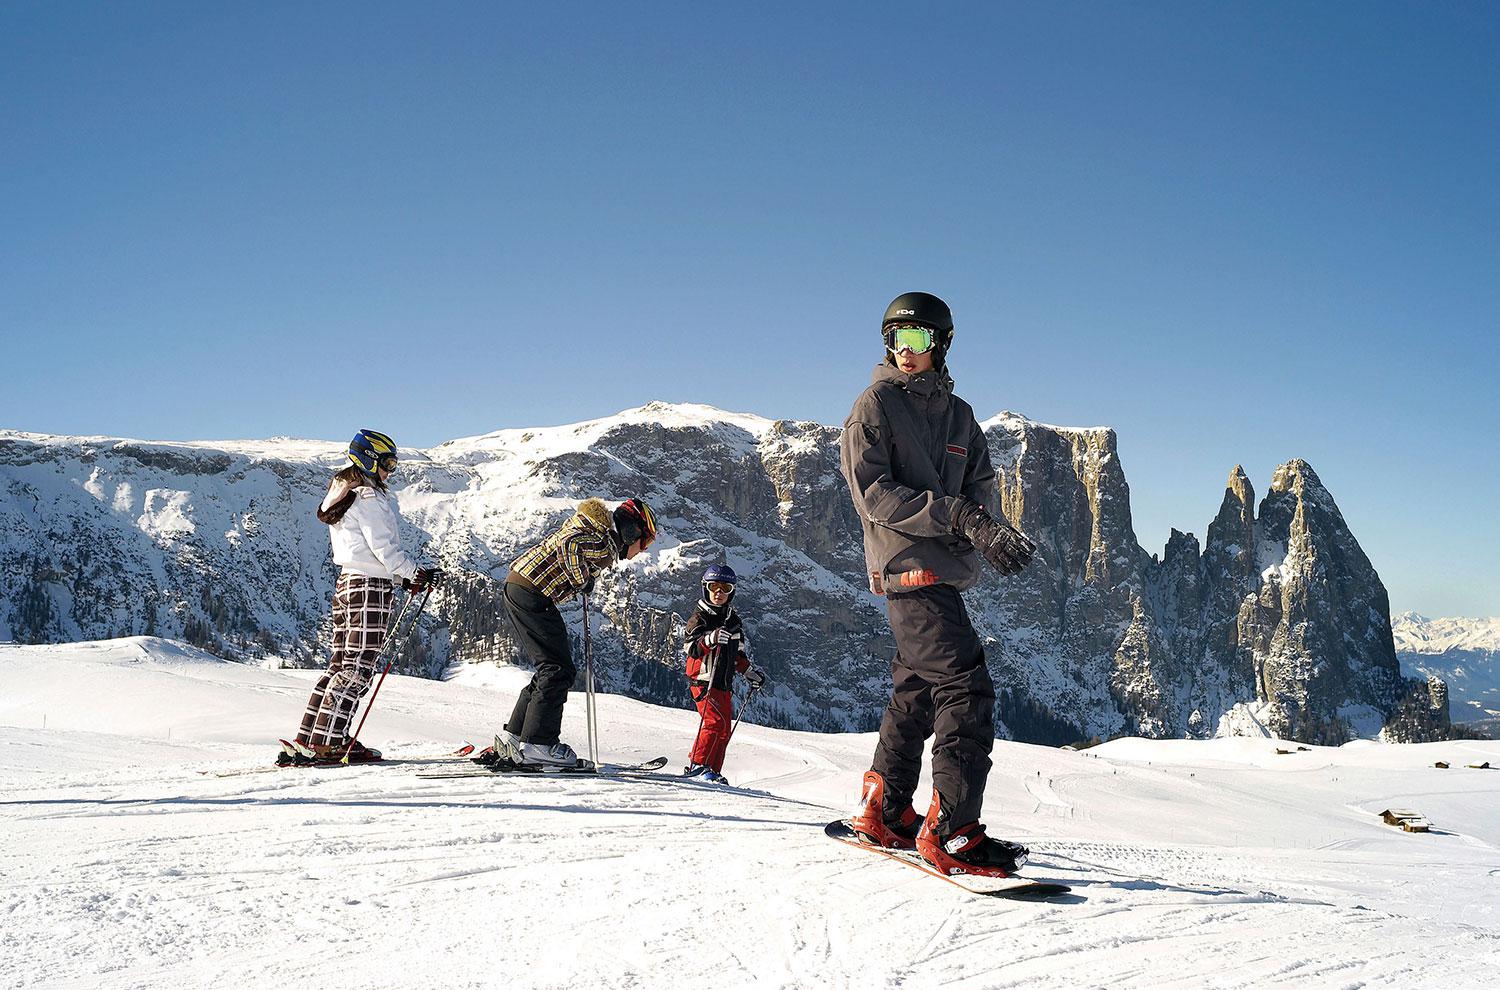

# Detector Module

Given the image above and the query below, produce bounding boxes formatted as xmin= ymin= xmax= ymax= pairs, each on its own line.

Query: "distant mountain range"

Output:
xmin=0 ymin=401 xmax=1448 ymax=744
xmin=1393 ymin=613 xmax=1500 ymax=730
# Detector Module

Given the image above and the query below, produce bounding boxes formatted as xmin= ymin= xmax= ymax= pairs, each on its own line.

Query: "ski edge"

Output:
xmin=418 ymin=755 xmax=671 ymax=780
xmin=199 ymin=742 xmax=476 ymax=778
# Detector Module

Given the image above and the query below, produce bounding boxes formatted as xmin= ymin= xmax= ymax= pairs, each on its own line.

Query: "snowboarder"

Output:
xmin=682 ymin=564 xmax=766 ymax=784
xmin=281 ymin=429 xmax=443 ymax=765
xmin=839 ymin=292 xmax=1037 ymax=877
xmin=496 ymin=497 xmax=658 ymax=767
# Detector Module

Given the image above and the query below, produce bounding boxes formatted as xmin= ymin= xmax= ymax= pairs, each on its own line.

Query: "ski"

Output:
xmin=199 ymin=742 xmax=476 ymax=778
xmin=824 ymin=820 xmax=1072 ymax=900
xmin=417 ymin=755 xmax=669 ymax=780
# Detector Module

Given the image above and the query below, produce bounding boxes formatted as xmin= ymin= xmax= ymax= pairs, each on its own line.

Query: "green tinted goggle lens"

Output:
xmin=886 ymin=326 xmax=936 ymax=355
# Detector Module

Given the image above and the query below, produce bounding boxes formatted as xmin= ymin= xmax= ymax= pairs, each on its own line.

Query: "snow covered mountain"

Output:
xmin=1394 ymin=613 xmax=1500 ymax=729
xmin=0 ymin=402 xmax=1433 ymax=744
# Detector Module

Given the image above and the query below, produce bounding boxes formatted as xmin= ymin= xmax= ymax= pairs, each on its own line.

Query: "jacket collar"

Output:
xmin=870 ymin=362 xmax=953 ymax=397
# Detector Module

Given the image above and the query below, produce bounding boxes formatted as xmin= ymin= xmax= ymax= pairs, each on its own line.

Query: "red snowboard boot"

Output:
xmin=915 ymin=788 xmax=1029 ymax=877
xmin=850 ymin=770 xmax=922 ymax=850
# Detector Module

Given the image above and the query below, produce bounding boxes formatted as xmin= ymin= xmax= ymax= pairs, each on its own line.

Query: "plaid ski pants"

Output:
xmin=297 ymin=573 xmax=394 ymax=748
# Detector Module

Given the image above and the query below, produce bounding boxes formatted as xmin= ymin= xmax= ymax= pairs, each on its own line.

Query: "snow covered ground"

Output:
xmin=3 ymin=638 xmax=1499 ymax=989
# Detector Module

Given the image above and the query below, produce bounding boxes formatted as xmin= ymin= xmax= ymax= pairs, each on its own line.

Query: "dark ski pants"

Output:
xmin=871 ymin=584 xmax=994 ymax=831
xmin=297 ymin=573 xmax=393 ymax=748
xmin=502 ymin=580 xmax=575 ymax=746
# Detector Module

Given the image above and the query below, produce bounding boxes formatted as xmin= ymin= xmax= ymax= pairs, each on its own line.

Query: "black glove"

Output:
xmin=950 ymin=497 xmax=1035 ymax=577
xmin=744 ymin=667 xmax=767 ymax=690
xmin=405 ymin=566 xmax=445 ymax=593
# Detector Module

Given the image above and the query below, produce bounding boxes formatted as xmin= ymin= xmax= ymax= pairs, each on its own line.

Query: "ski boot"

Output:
xmin=683 ymin=762 xmax=710 ymax=778
xmin=277 ymin=738 xmax=321 ymax=767
xmin=515 ymin=740 xmax=579 ymax=768
xmin=915 ymin=788 xmax=1028 ymax=877
xmin=336 ymin=739 xmax=382 ymax=763
xmin=702 ymin=769 xmax=730 ymax=785
xmin=850 ymin=770 xmax=921 ymax=850
xmin=497 ymin=730 xmax=524 ymax=762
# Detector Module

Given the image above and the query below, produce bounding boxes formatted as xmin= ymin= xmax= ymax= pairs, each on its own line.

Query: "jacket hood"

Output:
xmin=574 ymin=497 xmax=615 ymax=533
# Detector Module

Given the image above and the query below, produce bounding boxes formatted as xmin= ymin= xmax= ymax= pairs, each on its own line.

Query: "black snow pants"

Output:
xmin=871 ymin=584 xmax=995 ymax=832
xmin=502 ymin=579 xmax=575 ymax=745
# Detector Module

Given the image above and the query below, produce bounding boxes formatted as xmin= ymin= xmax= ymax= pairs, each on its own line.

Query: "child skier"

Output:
xmin=682 ymin=564 xmax=765 ymax=785
xmin=496 ymin=497 xmax=658 ymax=767
xmin=280 ymin=429 xmax=443 ymax=766
xmin=839 ymin=292 xmax=1037 ymax=877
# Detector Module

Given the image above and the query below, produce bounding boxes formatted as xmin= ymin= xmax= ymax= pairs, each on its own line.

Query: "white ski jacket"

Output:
xmin=323 ymin=483 xmax=419 ymax=583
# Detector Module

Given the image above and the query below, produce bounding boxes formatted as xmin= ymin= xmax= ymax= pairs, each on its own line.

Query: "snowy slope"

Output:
xmin=3 ymin=638 xmax=1499 ymax=990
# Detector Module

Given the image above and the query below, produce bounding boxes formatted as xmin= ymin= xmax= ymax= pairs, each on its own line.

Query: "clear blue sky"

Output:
xmin=2 ymin=2 xmax=1496 ymax=617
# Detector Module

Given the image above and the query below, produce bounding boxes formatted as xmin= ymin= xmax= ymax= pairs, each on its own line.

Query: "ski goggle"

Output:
xmin=706 ymin=581 xmax=735 ymax=595
xmin=884 ymin=325 xmax=937 ymax=355
xmin=376 ymin=454 xmax=398 ymax=472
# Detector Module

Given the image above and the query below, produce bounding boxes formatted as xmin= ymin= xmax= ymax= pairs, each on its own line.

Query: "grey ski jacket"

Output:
xmin=839 ymin=363 xmax=999 ymax=593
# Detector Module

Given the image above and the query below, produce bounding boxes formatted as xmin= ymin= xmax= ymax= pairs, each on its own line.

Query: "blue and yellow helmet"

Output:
xmin=348 ymin=429 xmax=398 ymax=478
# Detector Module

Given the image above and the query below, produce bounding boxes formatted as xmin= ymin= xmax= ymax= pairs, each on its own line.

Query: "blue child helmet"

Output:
xmin=348 ymin=429 xmax=398 ymax=478
xmin=702 ymin=563 xmax=738 ymax=602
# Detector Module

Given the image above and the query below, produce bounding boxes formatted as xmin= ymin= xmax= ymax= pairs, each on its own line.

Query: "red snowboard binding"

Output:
xmin=915 ymin=788 xmax=1029 ymax=877
xmin=850 ymin=770 xmax=922 ymax=850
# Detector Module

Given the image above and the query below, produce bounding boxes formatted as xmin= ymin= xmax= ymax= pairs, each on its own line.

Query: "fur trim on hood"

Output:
xmin=575 ymin=497 xmax=614 ymax=533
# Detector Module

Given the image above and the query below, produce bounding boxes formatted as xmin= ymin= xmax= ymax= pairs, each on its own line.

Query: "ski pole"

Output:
xmin=582 ymin=591 xmax=598 ymax=767
xmin=342 ymin=585 xmax=433 ymax=765
xmin=726 ymin=681 xmax=761 ymax=747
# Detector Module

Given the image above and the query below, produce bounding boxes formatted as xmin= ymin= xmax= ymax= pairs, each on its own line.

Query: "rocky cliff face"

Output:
xmin=0 ymin=403 xmax=1424 ymax=743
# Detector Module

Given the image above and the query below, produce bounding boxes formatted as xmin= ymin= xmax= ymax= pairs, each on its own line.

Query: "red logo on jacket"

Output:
xmin=946 ymin=444 xmax=967 ymax=456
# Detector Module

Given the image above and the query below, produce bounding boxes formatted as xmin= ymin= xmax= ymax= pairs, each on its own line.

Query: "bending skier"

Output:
xmin=839 ymin=292 xmax=1037 ymax=877
xmin=497 ymin=497 xmax=658 ymax=767
xmin=281 ymin=429 xmax=443 ymax=766
xmin=682 ymin=564 xmax=765 ymax=785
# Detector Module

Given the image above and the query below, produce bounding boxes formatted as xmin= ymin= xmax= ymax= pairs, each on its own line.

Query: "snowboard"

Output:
xmin=824 ymin=820 xmax=1072 ymax=900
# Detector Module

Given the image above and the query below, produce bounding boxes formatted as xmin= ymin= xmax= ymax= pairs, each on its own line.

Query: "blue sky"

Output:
xmin=2 ymin=2 xmax=1496 ymax=617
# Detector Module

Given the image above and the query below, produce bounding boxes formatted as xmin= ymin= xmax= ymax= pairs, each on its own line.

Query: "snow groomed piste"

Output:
xmin=4 ymin=638 xmax=1500 ymax=988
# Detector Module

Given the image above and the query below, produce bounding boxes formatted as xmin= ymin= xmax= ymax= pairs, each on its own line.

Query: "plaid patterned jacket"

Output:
xmin=509 ymin=498 xmax=620 ymax=603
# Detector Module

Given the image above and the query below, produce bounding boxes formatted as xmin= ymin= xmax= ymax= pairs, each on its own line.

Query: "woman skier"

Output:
xmin=682 ymin=564 xmax=766 ymax=785
xmin=280 ymin=428 xmax=442 ymax=766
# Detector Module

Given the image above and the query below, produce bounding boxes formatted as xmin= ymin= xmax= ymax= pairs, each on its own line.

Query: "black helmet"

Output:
xmin=881 ymin=291 xmax=955 ymax=368
xmin=613 ymin=497 xmax=658 ymax=548
xmin=882 ymin=291 xmax=953 ymax=332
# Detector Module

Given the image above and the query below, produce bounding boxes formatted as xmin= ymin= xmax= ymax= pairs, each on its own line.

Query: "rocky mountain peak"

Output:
xmin=0 ymin=403 xmax=1440 ymax=744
